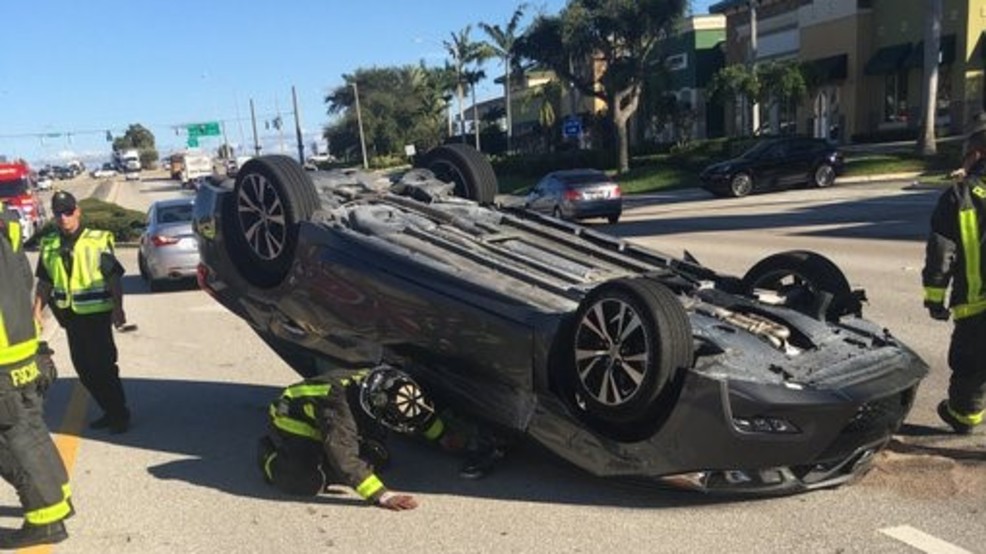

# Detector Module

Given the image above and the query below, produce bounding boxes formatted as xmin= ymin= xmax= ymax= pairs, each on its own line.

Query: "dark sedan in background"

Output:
xmin=524 ymin=168 xmax=623 ymax=223
xmin=700 ymin=136 xmax=845 ymax=198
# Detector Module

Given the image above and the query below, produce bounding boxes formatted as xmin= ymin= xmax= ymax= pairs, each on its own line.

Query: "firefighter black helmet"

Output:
xmin=359 ymin=367 xmax=434 ymax=433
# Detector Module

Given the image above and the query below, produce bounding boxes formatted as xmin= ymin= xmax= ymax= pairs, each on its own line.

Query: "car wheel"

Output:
xmin=415 ymin=144 xmax=497 ymax=205
xmin=729 ymin=173 xmax=753 ymax=197
xmin=138 ymin=252 xmax=149 ymax=280
xmin=607 ymin=213 xmax=620 ymax=224
xmin=567 ymin=278 xmax=692 ymax=428
xmin=813 ymin=163 xmax=836 ymax=188
xmin=741 ymin=250 xmax=859 ymax=321
xmin=224 ymin=155 xmax=321 ymax=288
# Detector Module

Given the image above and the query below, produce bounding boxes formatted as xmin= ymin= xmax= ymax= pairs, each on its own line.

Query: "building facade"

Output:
xmin=711 ymin=0 xmax=986 ymax=141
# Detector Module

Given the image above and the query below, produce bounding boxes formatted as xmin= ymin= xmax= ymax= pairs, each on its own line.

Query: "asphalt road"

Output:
xmin=4 ymin=173 xmax=984 ymax=554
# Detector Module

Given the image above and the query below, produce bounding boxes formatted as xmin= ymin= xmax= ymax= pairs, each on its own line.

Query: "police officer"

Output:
xmin=259 ymin=365 xmax=447 ymax=510
xmin=923 ymin=127 xmax=986 ymax=435
xmin=32 ymin=191 xmax=131 ymax=433
xmin=0 ymin=201 xmax=73 ymax=548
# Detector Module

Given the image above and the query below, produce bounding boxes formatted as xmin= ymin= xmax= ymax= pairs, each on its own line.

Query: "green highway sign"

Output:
xmin=187 ymin=121 xmax=221 ymax=138
xmin=187 ymin=137 xmax=199 ymax=147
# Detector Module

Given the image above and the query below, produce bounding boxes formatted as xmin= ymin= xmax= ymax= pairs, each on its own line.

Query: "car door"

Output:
xmin=757 ymin=142 xmax=789 ymax=190
xmin=525 ymin=177 xmax=553 ymax=213
xmin=778 ymin=139 xmax=815 ymax=187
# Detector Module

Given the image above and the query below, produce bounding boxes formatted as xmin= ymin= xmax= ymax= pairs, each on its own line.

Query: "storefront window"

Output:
xmin=884 ymin=71 xmax=908 ymax=123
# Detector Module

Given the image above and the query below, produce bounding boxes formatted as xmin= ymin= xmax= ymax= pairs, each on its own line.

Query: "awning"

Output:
xmin=864 ymin=43 xmax=913 ymax=75
xmin=904 ymin=34 xmax=957 ymax=68
xmin=803 ymin=54 xmax=848 ymax=83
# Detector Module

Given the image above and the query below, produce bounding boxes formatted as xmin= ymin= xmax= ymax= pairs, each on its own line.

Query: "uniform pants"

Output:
xmin=948 ymin=311 xmax=986 ymax=413
xmin=257 ymin=436 xmax=326 ymax=496
xmin=63 ymin=311 xmax=128 ymax=420
xmin=0 ymin=381 xmax=70 ymax=520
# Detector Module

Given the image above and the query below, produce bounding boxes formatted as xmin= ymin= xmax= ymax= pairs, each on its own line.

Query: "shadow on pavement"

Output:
xmin=43 ymin=376 xmax=752 ymax=509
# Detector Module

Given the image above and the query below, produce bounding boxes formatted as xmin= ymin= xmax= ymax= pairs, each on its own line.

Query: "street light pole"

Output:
xmin=352 ymin=81 xmax=369 ymax=169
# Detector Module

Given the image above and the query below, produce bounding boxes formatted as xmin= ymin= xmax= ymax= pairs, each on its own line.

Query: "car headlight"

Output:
xmin=732 ymin=415 xmax=800 ymax=434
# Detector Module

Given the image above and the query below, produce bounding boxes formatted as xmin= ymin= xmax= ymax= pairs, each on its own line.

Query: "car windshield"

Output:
xmin=0 ymin=178 xmax=30 ymax=197
xmin=156 ymin=204 xmax=194 ymax=224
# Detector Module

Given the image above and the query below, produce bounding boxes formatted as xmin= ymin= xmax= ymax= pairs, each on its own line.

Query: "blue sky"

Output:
xmin=0 ymin=0 xmax=715 ymax=165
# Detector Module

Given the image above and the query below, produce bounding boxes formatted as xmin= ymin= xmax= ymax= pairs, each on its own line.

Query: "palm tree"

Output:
xmin=464 ymin=68 xmax=487 ymax=150
xmin=443 ymin=27 xmax=477 ymax=143
xmin=480 ymin=4 xmax=528 ymax=153
xmin=917 ymin=0 xmax=942 ymax=156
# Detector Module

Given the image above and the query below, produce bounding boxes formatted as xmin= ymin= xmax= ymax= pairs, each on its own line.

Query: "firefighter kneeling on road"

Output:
xmin=258 ymin=365 xmax=447 ymax=510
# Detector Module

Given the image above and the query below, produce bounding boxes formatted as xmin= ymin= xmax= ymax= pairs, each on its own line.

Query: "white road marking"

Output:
xmin=880 ymin=525 xmax=973 ymax=554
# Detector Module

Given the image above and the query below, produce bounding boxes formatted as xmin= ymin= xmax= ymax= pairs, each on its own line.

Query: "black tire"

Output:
xmin=741 ymin=250 xmax=855 ymax=321
xmin=812 ymin=163 xmax=836 ymax=188
xmin=415 ymin=144 xmax=497 ymax=204
xmin=223 ymin=155 xmax=321 ymax=288
xmin=607 ymin=213 xmax=620 ymax=224
xmin=729 ymin=173 xmax=753 ymax=197
xmin=567 ymin=278 xmax=692 ymax=427
xmin=138 ymin=252 xmax=149 ymax=280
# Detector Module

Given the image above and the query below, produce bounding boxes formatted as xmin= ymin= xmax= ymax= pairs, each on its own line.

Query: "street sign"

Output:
xmin=187 ymin=121 xmax=221 ymax=138
xmin=187 ymin=137 xmax=199 ymax=148
xmin=562 ymin=116 xmax=582 ymax=138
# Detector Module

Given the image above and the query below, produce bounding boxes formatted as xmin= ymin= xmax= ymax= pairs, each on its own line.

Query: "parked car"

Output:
xmin=138 ymin=198 xmax=199 ymax=291
xmin=194 ymin=145 xmax=927 ymax=495
xmin=699 ymin=136 xmax=845 ymax=198
xmin=91 ymin=163 xmax=118 ymax=179
xmin=524 ymin=168 xmax=622 ymax=224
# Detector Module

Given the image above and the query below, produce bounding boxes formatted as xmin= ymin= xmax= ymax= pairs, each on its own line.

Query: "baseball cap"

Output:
xmin=51 ymin=191 xmax=78 ymax=215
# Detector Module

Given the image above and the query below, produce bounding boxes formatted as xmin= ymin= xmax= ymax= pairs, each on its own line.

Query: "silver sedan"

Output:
xmin=137 ymin=198 xmax=199 ymax=291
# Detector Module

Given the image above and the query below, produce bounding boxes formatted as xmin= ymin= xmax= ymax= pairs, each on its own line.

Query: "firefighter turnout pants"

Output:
xmin=0 ymin=370 xmax=71 ymax=525
xmin=948 ymin=311 xmax=986 ymax=414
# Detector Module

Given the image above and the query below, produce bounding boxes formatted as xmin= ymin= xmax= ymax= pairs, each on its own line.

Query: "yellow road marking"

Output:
xmin=19 ymin=382 xmax=88 ymax=554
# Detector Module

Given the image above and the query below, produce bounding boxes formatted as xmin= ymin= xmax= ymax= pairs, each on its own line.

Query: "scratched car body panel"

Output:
xmin=194 ymin=145 xmax=927 ymax=494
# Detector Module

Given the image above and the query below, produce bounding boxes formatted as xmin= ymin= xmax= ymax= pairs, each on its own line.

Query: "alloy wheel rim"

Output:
xmin=816 ymin=166 xmax=834 ymax=186
xmin=574 ymin=297 xmax=650 ymax=406
xmin=733 ymin=175 xmax=752 ymax=196
xmin=237 ymin=173 xmax=286 ymax=261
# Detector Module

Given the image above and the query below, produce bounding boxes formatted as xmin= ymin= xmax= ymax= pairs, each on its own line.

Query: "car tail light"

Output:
xmin=564 ymin=188 xmax=582 ymax=201
xmin=196 ymin=263 xmax=213 ymax=295
xmin=610 ymin=184 xmax=622 ymax=198
xmin=151 ymin=234 xmax=179 ymax=247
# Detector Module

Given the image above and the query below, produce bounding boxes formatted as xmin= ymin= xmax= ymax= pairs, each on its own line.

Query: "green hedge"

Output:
xmin=25 ymin=198 xmax=147 ymax=249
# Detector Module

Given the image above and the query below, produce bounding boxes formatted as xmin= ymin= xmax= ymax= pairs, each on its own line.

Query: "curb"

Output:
xmin=836 ymin=171 xmax=924 ymax=184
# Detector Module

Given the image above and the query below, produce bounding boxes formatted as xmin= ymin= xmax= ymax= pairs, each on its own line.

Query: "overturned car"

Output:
xmin=194 ymin=145 xmax=928 ymax=495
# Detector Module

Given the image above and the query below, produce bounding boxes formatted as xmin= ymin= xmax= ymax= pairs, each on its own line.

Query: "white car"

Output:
xmin=91 ymin=164 xmax=118 ymax=179
xmin=36 ymin=177 xmax=53 ymax=191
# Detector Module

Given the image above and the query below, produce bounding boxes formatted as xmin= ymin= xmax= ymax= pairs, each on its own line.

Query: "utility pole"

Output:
xmin=250 ymin=98 xmax=261 ymax=156
xmin=748 ymin=0 xmax=760 ymax=136
xmin=352 ymin=81 xmax=369 ymax=169
xmin=292 ymin=85 xmax=305 ymax=164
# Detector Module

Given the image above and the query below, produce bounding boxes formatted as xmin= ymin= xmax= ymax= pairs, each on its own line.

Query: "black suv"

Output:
xmin=699 ymin=136 xmax=845 ymax=198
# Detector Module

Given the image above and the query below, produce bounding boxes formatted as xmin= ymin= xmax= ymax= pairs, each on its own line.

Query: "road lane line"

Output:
xmin=880 ymin=525 xmax=973 ymax=554
xmin=19 ymin=383 xmax=89 ymax=554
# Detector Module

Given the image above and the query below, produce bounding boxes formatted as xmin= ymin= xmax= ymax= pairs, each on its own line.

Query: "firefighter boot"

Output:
xmin=937 ymin=401 xmax=976 ymax=435
xmin=0 ymin=520 xmax=68 ymax=549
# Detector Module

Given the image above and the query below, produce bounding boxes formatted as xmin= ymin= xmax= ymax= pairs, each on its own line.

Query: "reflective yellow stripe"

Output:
xmin=24 ymin=497 xmax=71 ymax=525
xmin=283 ymin=383 xmax=331 ymax=399
xmin=355 ymin=474 xmax=384 ymax=499
xmin=263 ymin=451 xmax=277 ymax=480
xmin=7 ymin=220 xmax=21 ymax=252
xmin=923 ymin=287 xmax=946 ymax=303
xmin=959 ymin=207 xmax=982 ymax=306
xmin=947 ymin=404 xmax=984 ymax=426
xmin=422 ymin=417 xmax=445 ymax=441
xmin=269 ymin=405 xmax=322 ymax=440
xmin=953 ymin=299 xmax=986 ymax=319
xmin=303 ymin=403 xmax=316 ymax=420
xmin=0 ymin=337 xmax=38 ymax=366
xmin=62 ymin=483 xmax=72 ymax=500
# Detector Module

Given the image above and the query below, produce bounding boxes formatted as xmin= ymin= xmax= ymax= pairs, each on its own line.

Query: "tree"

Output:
xmin=112 ymin=124 xmax=158 ymax=169
xmin=709 ymin=61 xmax=805 ymax=135
xmin=516 ymin=0 xmax=687 ymax=173
xmin=323 ymin=65 xmax=452 ymax=161
xmin=443 ymin=26 xmax=491 ymax=144
xmin=480 ymin=3 xmax=528 ymax=153
xmin=917 ymin=0 xmax=942 ymax=156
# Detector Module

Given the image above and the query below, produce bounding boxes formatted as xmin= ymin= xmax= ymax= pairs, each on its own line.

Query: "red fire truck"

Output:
xmin=0 ymin=161 xmax=46 ymax=240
